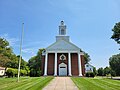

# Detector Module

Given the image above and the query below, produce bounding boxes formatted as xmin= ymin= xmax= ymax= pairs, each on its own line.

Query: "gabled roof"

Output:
xmin=46 ymin=39 xmax=80 ymax=52
xmin=0 ymin=67 xmax=5 ymax=70
xmin=85 ymin=63 xmax=94 ymax=67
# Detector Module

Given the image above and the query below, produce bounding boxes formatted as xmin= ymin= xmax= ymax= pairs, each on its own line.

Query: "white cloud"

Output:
xmin=21 ymin=48 xmax=38 ymax=61
xmin=0 ymin=33 xmax=19 ymax=46
xmin=22 ymin=48 xmax=37 ymax=56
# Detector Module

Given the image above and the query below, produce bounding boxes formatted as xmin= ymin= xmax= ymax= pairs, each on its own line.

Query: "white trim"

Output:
xmin=46 ymin=39 xmax=81 ymax=51
xmin=60 ymin=54 xmax=66 ymax=60
xmin=80 ymin=52 xmax=84 ymax=55
xmin=54 ymin=52 xmax=57 ymax=76
xmin=68 ymin=52 xmax=72 ymax=76
xmin=47 ymin=51 xmax=80 ymax=53
xmin=78 ymin=53 xmax=82 ymax=76
xmin=59 ymin=63 xmax=67 ymax=76
xmin=44 ymin=52 xmax=48 ymax=76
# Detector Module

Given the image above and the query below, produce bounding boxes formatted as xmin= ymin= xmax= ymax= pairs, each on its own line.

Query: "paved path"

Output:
xmin=42 ymin=77 xmax=78 ymax=90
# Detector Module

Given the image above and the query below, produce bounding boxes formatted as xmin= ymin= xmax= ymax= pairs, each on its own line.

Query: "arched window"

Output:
xmin=61 ymin=29 xmax=65 ymax=35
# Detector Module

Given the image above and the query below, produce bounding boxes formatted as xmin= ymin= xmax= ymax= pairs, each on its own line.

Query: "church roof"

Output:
xmin=46 ymin=39 xmax=81 ymax=52
xmin=45 ymin=21 xmax=82 ymax=53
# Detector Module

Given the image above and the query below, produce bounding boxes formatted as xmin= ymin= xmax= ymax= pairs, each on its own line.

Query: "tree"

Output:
xmin=110 ymin=70 xmax=116 ymax=77
xmin=0 ymin=38 xmax=28 ymax=70
xmin=6 ymin=54 xmax=18 ymax=68
xmin=97 ymin=67 xmax=104 ymax=76
xmin=109 ymin=53 xmax=120 ymax=76
xmin=111 ymin=22 xmax=120 ymax=44
xmin=17 ymin=55 xmax=27 ymax=69
xmin=0 ymin=54 xmax=10 ymax=67
xmin=28 ymin=48 xmax=45 ymax=76
xmin=104 ymin=66 xmax=111 ymax=76
xmin=83 ymin=52 xmax=91 ymax=64
xmin=93 ymin=67 xmax=97 ymax=75
xmin=0 ymin=38 xmax=12 ymax=67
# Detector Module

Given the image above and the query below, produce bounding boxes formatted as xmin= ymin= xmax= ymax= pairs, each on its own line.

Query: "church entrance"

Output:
xmin=59 ymin=63 xmax=67 ymax=76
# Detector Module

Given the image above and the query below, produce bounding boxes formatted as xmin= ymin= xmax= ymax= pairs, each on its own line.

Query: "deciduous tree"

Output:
xmin=109 ymin=53 xmax=120 ymax=76
xmin=28 ymin=48 xmax=45 ymax=76
xmin=111 ymin=22 xmax=120 ymax=44
xmin=83 ymin=52 xmax=91 ymax=64
xmin=97 ymin=67 xmax=104 ymax=76
xmin=104 ymin=66 xmax=111 ymax=75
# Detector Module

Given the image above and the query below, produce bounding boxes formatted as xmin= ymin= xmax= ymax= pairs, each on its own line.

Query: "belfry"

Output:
xmin=41 ymin=21 xmax=85 ymax=76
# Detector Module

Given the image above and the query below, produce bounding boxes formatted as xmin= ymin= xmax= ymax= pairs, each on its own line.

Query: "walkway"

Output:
xmin=42 ymin=77 xmax=78 ymax=90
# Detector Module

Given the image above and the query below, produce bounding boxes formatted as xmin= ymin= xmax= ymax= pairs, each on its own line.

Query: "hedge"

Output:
xmin=6 ymin=68 xmax=28 ymax=78
xmin=85 ymin=72 xmax=95 ymax=77
xmin=30 ymin=69 xmax=41 ymax=77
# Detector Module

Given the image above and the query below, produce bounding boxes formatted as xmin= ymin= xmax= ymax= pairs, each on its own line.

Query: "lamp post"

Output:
xmin=17 ymin=23 xmax=24 ymax=82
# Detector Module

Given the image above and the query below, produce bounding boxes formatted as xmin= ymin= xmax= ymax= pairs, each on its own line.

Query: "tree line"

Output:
xmin=0 ymin=38 xmax=29 ymax=77
xmin=0 ymin=36 xmax=91 ymax=77
xmin=96 ymin=22 xmax=120 ymax=77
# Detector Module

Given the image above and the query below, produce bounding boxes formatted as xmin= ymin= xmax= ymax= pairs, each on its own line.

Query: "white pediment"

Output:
xmin=46 ymin=39 xmax=80 ymax=52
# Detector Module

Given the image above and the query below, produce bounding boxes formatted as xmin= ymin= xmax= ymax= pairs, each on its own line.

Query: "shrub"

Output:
xmin=30 ymin=69 xmax=36 ymax=77
xmin=111 ymin=70 xmax=116 ymax=77
xmin=30 ymin=69 xmax=41 ymax=77
xmin=20 ymin=70 xmax=27 ymax=76
xmin=90 ymin=72 xmax=95 ymax=77
xmin=86 ymin=72 xmax=89 ymax=77
xmin=6 ymin=68 xmax=16 ymax=78
xmin=85 ymin=72 xmax=95 ymax=77
xmin=6 ymin=68 xmax=28 ymax=77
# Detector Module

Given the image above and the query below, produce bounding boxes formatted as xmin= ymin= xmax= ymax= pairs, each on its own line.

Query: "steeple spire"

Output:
xmin=59 ymin=21 xmax=66 ymax=35
xmin=56 ymin=21 xmax=69 ymax=42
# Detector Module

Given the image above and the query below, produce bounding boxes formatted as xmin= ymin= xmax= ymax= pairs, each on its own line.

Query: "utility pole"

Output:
xmin=18 ymin=23 xmax=24 ymax=82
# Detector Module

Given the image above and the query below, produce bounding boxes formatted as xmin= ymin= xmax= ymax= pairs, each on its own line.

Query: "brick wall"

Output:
xmin=71 ymin=53 xmax=79 ymax=76
xmin=81 ymin=55 xmax=85 ymax=76
xmin=41 ymin=56 xmax=45 ymax=75
xmin=47 ymin=53 xmax=55 ymax=75
xmin=41 ymin=53 xmax=85 ymax=76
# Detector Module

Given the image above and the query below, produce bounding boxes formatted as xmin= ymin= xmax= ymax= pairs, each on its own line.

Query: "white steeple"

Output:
xmin=59 ymin=21 xmax=66 ymax=35
xmin=56 ymin=21 xmax=69 ymax=42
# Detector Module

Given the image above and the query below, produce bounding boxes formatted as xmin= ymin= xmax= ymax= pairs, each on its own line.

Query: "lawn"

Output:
xmin=0 ymin=77 xmax=53 ymax=90
xmin=71 ymin=77 xmax=120 ymax=90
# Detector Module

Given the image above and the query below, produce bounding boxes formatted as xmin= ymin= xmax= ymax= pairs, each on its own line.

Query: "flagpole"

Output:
xmin=18 ymin=23 xmax=24 ymax=82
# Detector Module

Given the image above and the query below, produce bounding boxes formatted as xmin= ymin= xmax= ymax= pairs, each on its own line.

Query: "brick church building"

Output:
xmin=41 ymin=21 xmax=85 ymax=76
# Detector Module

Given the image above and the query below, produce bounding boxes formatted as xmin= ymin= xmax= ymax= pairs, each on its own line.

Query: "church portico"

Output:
xmin=43 ymin=51 xmax=83 ymax=76
xmin=42 ymin=21 xmax=85 ymax=76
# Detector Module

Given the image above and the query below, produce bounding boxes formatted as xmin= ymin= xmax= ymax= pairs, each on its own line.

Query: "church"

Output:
xmin=41 ymin=21 xmax=85 ymax=76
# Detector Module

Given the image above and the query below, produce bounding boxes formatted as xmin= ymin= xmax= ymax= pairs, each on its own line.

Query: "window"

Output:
xmin=60 ymin=54 xmax=66 ymax=61
xmin=60 ymin=67 xmax=66 ymax=68
xmin=1 ymin=71 xmax=3 ymax=73
xmin=61 ymin=29 xmax=65 ymax=35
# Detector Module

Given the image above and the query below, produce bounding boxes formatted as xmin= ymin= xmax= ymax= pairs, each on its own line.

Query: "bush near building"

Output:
xmin=85 ymin=72 xmax=95 ymax=77
xmin=6 ymin=68 xmax=28 ymax=77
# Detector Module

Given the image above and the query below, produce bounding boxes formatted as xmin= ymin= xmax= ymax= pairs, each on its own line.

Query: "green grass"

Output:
xmin=0 ymin=77 xmax=53 ymax=90
xmin=71 ymin=77 xmax=120 ymax=90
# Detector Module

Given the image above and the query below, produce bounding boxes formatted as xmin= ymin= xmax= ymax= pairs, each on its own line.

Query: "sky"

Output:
xmin=0 ymin=0 xmax=120 ymax=69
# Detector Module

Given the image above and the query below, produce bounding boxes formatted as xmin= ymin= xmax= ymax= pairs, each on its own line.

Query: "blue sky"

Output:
xmin=0 ymin=0 xmax=120 ymax=69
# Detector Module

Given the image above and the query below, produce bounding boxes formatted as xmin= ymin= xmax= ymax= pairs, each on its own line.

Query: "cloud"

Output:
xmin=0 ymin=34 xmax=48 ymax=61
xmin=22 ymin=48 xmax=37 ymax=56
xmin=21 ymin=48 xmax=38 ymax=61
xmin=0 ymin=33 xmax=19 ymax=46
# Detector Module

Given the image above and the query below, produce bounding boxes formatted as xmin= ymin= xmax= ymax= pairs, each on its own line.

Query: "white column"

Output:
xmin=54 ymin=52 xmax=57 ymax=76
xmin=68 ymin=52 xmax=72 ymax=76
xmin=44 ymin=52 xmax=48 ymax=76
xmin=78 ymin=53 xmax=82 ymax=76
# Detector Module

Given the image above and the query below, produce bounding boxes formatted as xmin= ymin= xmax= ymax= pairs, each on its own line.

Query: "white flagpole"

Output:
xmin=18 ymin=23 xmax=24 ymax=82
